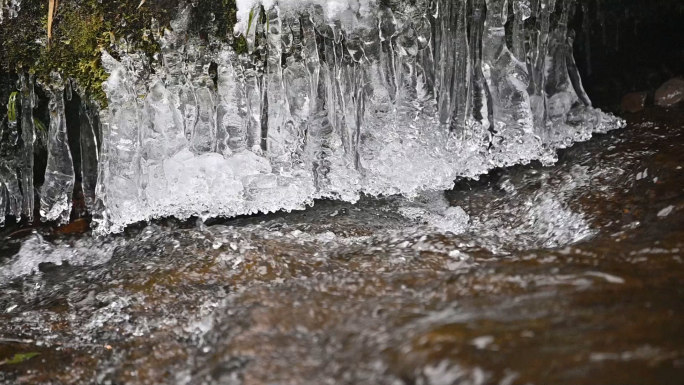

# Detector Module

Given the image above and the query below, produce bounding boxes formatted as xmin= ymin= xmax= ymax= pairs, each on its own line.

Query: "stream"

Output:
xmin=1 ymin=107 xmax=683 ymax=384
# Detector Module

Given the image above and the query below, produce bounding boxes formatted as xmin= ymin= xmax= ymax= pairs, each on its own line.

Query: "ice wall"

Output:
xmin=1 ymin=0 xmax=625 ymax=234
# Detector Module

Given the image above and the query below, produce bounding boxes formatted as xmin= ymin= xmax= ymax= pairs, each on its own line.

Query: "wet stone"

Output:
xmin=655 ymin=77 xmax=684 ymax=107
xmin=621 ymin=92 xmax=648 ymax=113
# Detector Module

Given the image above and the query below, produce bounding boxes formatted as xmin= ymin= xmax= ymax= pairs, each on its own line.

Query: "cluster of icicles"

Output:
xmin=0 ymin=73 xmax=99 ymax=228
xmin=0 ymin=0 xmax=624 ymax=234
xmin=0 ymin=0 xmax=21 ymax=23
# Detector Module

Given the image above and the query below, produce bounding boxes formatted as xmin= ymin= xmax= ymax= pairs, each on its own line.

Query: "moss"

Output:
xmin=0 ymin=0 xmax=45 ymax=70
xmin=188 ymin=0 xmax=248 ymax=54
xmin=0 ymin=0 xmax=242 ymax=108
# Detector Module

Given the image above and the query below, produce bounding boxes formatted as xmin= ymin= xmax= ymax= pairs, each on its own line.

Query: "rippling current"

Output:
xmin=0 ymin=108 xmax=683 ymax=384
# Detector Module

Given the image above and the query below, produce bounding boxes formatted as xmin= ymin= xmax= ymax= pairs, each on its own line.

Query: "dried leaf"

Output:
xmin=47 ymin=0 xmax=55 ymax=46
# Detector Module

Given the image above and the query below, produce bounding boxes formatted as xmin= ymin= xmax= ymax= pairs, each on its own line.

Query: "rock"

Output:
xmin=621 ymin=92 xmax=647 ymax=113
xmin=654 ymin=78 xmax=684 ymax=107
xmin=56 ymin=218 xmax=91 ymax=235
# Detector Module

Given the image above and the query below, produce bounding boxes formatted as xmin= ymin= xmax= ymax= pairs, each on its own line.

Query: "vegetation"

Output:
xmin=0 ymin=352 xmax=41 ymax=365
xmin=7 ymin=91 xmax=17 ymax=122
xmin=0 ymin=0 xmax=244 ymax=108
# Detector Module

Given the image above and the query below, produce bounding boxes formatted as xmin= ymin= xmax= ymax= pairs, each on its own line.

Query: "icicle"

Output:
xmin=337 ymin=23 xmax=366 ymax=171
xmin=283 ymin=17 xmax=312 ymax=167
xmin=40 ymin=73 xmax=75 ymax=224
xmin=240 ymin=58 xmax=262 ymax=153
xmin=301 ymin=14 xmax=321 ymax=113
xmin=91 ymin=108 xmax=111 ymax=232
xmin=323 ymin=26 xmax=362 ymax=198
xmin=378 ymin=4 xmax=399 ymax=112
xmin=566 ymin=29 xmax=592 ymax=108
xmin=19 ymin=73 xmax=35 ymax=221
xmin=264 ymin=5 xmax=293 ymax=169
xmin=483 ymin=0 xmax=541 ymax=166
xmin=282 ymin=15 xmax=313 ymax=167
xmin=216 ymin=46 xmax=248 ymax=157
xmin=143 ymin=9 xmax=189 ymax=210
xmin=301 ymin=11 xmax=332 ymax=189
xmin=467 ymin=0 xmax=492 ymax=146
xmin=309 ymin=57 xmax=333 ymax=190
xmin=178 ymin=81 xmax=198 ymax=146
xmin=188 ymin=42 xmax=217 ymax=155
xmin=512 ymin=0 xmax=532 ymax=62
xmin=157 ymin=5 xmax=189 ymax=157
xmin=453 ymin=0 xmax=470 ymax=133
xmin=245 ymin=5 xmax=262 ymax=54
xmin=99 ymin=52 xmax=144 ymax=231
xmin=391 ymin=8 xmax=423 ymax=125
xmin=0 ymin=181 xmax=5 ymax=226
xmin=545 ymin=0 xmax=582 ymax=146
xmin=0 ymin=166 xmax=21 ymax=221
xmin=1 ymin=83 xmax=22 ymax=221
xmin=356 ymin=10 xmax=392 ymax=170
xmin=529 ymin=0 xmax=556 ymax=128
xmin=142 ymin=78 xmax=174 ymax=207
xmin=0 ymin=159 xmax=21 ymax=223
xmin=435 ymin=0 xmax=457 ymax=126
xmin=160 ymin=6 xmax=195 ymax=148
xmin=79 ymin=101 xmax=99 ymax=212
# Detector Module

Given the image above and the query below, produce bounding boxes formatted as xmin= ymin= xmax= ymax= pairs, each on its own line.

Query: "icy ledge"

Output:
xmin=1 ymin=0 xmax=625 ymax=234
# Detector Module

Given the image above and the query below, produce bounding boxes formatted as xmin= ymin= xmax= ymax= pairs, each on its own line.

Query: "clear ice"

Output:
xmin=40 ymin=74 xmax=75 ymax=224
xmin=19 ymin=73 xmax=36 ymax=222
xmin=0 ymin=0 xmax=625 ymax=234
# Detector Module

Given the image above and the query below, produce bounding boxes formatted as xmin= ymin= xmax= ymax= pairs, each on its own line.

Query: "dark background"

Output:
xmin=569 ymin=0 xmax=684 ymax=109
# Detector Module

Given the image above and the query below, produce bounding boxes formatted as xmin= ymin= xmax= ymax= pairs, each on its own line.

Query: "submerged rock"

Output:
xmin=621 ymin=92 xmax=648 ymax=113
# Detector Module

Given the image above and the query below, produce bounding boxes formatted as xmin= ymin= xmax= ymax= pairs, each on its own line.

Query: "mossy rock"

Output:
xmin=0 ymin=0 xmax=243 ymax=108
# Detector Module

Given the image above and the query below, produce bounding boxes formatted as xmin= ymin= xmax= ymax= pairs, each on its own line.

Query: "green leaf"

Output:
xmin=34 ymin=118 xmax=47 ymax=134
xmin=33 ymin=118 xmax=48 ymax=149
xmin=0 ymin=352 xmax=40 ymax=365
xmin=247 ymin=8 xmax=255 ymax=35
xmin=7 ymin=92 xmax=19 ymax=122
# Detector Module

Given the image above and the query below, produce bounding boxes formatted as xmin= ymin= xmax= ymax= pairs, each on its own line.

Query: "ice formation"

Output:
xmin=0 ymin=0 xmax=625 ymax=234
xmin=40 ymin=74 xmax=75 ymax=225
xmin=0 ymin=0 xmax=21 ymax=23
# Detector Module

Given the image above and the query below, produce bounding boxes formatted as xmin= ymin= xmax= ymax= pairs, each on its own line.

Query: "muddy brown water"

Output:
xmin=0 ymin=107 xmax=683 ymax=384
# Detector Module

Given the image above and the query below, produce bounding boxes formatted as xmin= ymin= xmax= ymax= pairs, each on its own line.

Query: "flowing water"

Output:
xmin=0 ymin=107 xmax=682 ymax=384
